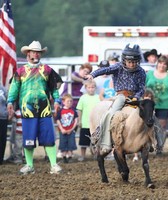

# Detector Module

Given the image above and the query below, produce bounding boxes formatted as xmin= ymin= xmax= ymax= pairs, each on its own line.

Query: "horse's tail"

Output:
xmin=110 ymin=111 xmax=127 ymax=147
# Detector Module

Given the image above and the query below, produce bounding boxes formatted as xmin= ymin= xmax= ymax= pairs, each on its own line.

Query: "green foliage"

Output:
xmin=11 ymin=0 xmax=168 ymax=57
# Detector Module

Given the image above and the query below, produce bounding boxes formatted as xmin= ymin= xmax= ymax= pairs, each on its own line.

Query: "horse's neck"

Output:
xmin=127 ymin=108 xmax=144 ymax=130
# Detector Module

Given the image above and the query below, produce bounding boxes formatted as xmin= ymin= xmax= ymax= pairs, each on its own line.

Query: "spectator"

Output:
xmin=7 ymin=102 xmax=24 ymax=164
xmin=76 ymin=80 xmax=100 ymax=161
xmin=98 ymin=58 xmax=118 ymax=102
xmin=7 ymin=41 xmax=63 ymax=174
xmin=56 ymin=94 xmax=78 ymax=163
xmin=14 ymin=107 xmax=23 ymax=162
xmin=143 ymin=49 xmax=161 ymax=65
xmin=143 ymin=88 xmax=155 ymax=100
xmin=99 ymin=78 xmax=116 ymax=101
xmin=80 ymin=60 xmax=111 ymax=95
xmin=146 ymin=55 xmax=168 ymax=154
xmin=108 ymin=53 xmax=120 ymax=64
xmin=61 ymin=63 xmax=92 ymax=108
xmin=0 ymin=85 xmax=10 ymax=165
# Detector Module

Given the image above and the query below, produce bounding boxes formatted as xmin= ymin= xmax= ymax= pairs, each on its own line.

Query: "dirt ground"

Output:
xmin=0 ymin=140 xmax=168 ymax=200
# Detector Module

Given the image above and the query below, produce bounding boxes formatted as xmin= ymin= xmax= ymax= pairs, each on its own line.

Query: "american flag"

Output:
xmin=0 ymin=0 xmax=16 ymax=87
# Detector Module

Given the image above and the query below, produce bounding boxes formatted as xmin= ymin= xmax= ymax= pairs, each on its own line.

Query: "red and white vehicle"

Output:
xmin=83 ymin=26 xmax=168 ymax=70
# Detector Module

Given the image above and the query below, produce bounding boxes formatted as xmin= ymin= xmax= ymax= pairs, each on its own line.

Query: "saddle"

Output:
xmin=117 ymin=90 xmax=134 ymax=97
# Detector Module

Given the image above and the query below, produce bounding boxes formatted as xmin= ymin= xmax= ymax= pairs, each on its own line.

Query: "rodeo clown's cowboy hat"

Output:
xmin=21 ymin=41 xmax=48 ymax=54
xmin=143 ymin=49 xmax=161 ymax=62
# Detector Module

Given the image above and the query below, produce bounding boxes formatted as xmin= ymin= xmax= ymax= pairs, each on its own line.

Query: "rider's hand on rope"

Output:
xmin=128 ymin=96 xmax=137 ymax=100
xmin=125 ymin=97 xmax=132 ymax=103
xmin=131 ymin=97 xmax=137 ymax=101
xmin=125 ymin=97 xmax=137 ymax=103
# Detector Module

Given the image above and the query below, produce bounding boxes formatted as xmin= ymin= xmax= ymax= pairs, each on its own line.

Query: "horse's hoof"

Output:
xmin=147 ymin=183 xmax=155 ymax=189
xmin=121 ymin=173 xmax=129 ymax=182
xmin=123 ymin=179 xmax=129 ymax=183
xmin=102 ymin=179 xmax=109 ymax=183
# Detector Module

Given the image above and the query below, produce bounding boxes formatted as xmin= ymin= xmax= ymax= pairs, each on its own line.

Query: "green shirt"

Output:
xmin=8 ymin=64 xmax=62 ymax=118
xmin=76 ymin=94 xmax=100 ymax=128
xmin=146 ymin=70 xmax=168 ymax=109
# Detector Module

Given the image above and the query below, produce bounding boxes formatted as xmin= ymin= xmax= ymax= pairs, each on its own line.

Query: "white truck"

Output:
xmin=83 ymin=26 xmax=168 ymax=67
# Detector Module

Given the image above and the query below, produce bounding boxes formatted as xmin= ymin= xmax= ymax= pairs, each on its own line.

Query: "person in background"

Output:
xmin=108 ymin=52 xmax=120 ymax=65
xmin=96 ymin=56 xmax=118 ymax=100
xmin=99 ymin=78 xmax=116 ymax=101
xmin=146 ymin=55 xmax=168 ymax=155
xmin=7 ymin=41 xmax=63 ymax=174
xmin=61 ymin=63 xmax=92 ymax=108
xmin=76 ymin=80 xmax=100 ymax=161
xmin=7 ymin=111 xmax=16 ymax=162
xmin=56 ymin=94 xmax=78 ymax=163
xmin=7 ymin=101 xmax=24 ymax=164
xmin=80 ymin=61 xmax=111 ymax=95
xmin=6 ymin=77 xmax=24 ymax=164
xmin=143 ymin=49 xmax=161 ymax=65
xmin=12 ymin=105 xmax=24 ymax=164
xmin=0 ymin=85 xmax=11 ymax=165
xmin=143 ymin=88 xmax=155 ymax=100
xmin=98 ymin=55 xmax=118 ymax=101
xmin=85 ymin=44 xmax=146 ymax=154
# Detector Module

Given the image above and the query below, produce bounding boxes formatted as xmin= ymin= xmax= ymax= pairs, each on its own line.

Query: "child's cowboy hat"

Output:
xmin=21 ymin=41 xmax=48 ymax=54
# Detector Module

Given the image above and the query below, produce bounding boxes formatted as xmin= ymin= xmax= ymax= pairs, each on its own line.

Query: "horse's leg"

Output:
xmin=141 ymin=148 xmax=155 ymax=189
xmin=97 ymin=151 xmax=109 ymax=183
xmin=113 ymin=149 xmax=129 ymax=182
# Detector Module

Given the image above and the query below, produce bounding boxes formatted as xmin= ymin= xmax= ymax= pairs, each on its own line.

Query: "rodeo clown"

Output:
xmin=7 ymin=41 xmax=63 ymax=175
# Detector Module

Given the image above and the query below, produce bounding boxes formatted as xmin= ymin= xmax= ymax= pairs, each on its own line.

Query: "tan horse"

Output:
xmin=90 ymin=99 xmax=156 ymax=188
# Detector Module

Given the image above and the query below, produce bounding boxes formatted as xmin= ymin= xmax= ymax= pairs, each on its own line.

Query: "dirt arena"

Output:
xmin=0 ymin=139 xmax=168 ymax=200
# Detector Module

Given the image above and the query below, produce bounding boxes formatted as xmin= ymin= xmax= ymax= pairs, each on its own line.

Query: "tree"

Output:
xmin=11 ymin=0 xmax=168 ymax=57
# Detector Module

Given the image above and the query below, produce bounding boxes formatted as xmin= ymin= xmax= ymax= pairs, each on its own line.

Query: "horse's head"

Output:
xmin=126 ymin=99 xmax=155 ymax=127
xmin=138 ymin=99 xmax=155 ymax=127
